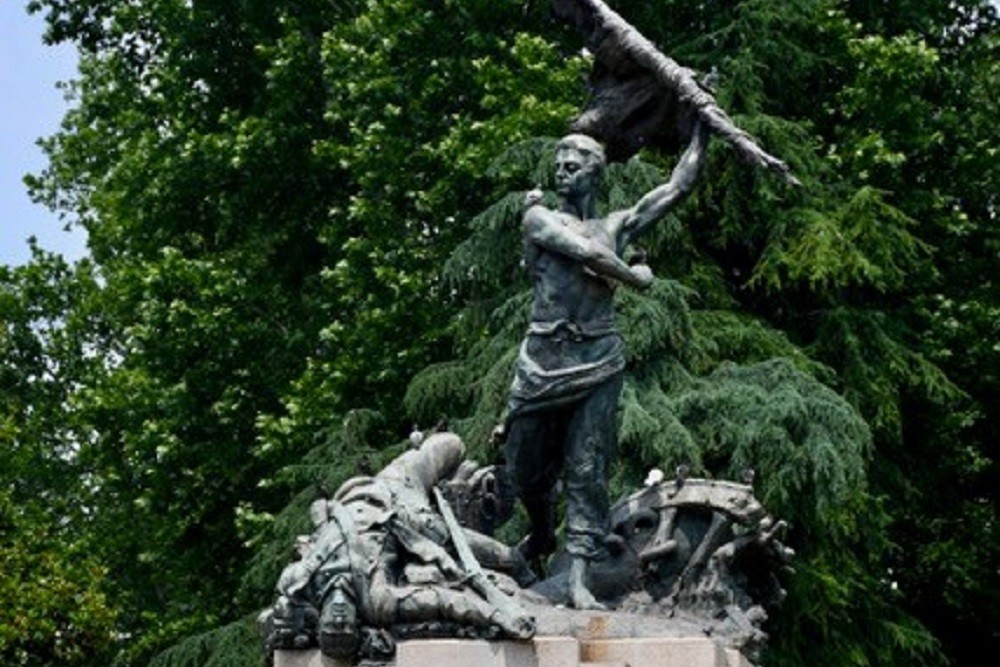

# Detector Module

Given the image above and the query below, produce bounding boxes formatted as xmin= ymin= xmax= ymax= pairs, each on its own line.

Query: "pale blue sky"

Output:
xmin=1 ymin=2 xmax=83 ymax=267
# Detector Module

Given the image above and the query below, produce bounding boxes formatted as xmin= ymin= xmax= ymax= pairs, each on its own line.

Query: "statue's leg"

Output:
xmin=464 ymin=528 xmax=537 ymax=587
xmin=392 ymin=585 xmax=534 ymax=639
xmin=505 ymin=411 xmax=566 ymax=563
xmin=381 ymin=431 xmax=464 ymax=493
xmin=563 ymin=374 xmax=623 ymax=609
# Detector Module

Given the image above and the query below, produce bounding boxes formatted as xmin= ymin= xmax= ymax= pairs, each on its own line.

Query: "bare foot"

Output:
xmin=568 ymin=558 xmax=607 ymax=611
xmin=570 ymin=583 xmax=606 ymax=610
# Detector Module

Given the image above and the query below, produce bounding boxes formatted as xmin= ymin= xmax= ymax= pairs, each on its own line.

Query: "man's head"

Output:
xmin=319 ymin=575 xmax=359 ymax=659
xmin=554 ymin=134 xmax=605 ymax=201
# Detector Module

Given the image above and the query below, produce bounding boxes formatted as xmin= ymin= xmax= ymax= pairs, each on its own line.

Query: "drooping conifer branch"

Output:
xmin=553 ymin=0 xmax=801 ymax=185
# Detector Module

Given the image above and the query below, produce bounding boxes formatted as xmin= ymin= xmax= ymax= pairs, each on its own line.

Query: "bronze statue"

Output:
xmin=503 ymin=120 xmax=709 ymax=610
xmin=261 ymin=432 xmax=792 ymax=661
xmin=262 ymin=1 xmax=808 ymax=655
xmin=260 ymin=433 xmax=535 ymax=660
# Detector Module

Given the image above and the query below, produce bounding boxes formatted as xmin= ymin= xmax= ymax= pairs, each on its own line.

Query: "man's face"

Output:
xmin=319 ymin=577 xmax=359 ymax=659
xmin=554 ymin=148 xmax=597 ymax=200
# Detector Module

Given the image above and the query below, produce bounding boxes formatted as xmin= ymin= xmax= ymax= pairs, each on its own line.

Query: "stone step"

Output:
xmin=275 ymin=636 xmax=752 ymax=667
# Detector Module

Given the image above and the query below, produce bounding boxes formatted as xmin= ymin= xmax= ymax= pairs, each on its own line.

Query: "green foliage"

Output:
xmin=754 ymin=187 xmax=933 ymax=293
xmin=1 ymin=249 xmax=119 ymax=666
xmin=814 ymin=307 xmax=960 ymax=440
xmin=4 ymin=0 xmax=996 ymax=666
xmin=0 ymin=493 xmax=117 ymax=667
xmin=146 ymin=617 xmax=264 ymax=667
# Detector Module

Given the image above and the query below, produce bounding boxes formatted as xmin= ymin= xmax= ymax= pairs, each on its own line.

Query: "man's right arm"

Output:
xmin=524 ymin=206 xmax=652 ymax=289
xmin=613 ymin=119 xmax=710 ymax=246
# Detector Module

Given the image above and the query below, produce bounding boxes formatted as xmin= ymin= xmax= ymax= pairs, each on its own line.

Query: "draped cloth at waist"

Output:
xmin=507 ymin=319 xmax=624 ymax=420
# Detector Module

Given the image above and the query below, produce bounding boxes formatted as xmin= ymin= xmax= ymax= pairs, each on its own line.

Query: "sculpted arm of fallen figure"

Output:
xmin=390 ymin=514 xmax=465 ymax=580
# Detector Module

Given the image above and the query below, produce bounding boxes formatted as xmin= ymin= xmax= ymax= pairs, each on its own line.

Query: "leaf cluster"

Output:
xmin=4 ymin=1 xmax=997 ymax=667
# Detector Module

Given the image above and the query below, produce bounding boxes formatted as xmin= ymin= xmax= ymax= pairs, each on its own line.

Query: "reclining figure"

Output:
xmin=260 ymin=432 xmax=536 ymax=660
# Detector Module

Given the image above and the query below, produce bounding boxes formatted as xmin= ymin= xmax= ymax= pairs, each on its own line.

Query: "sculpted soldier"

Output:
xmin=504 ymin=119 xmax=709 ymax=609
xmin=261 ymin=432 xmax=535 ymax=660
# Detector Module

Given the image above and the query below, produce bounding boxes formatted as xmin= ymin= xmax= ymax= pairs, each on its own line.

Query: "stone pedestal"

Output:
xmin=275 ymin=637 xmax=753 ymax=667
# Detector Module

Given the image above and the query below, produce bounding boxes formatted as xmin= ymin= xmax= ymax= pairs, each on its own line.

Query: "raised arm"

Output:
xmin=524 ymin=205 xmax=652 ymax=289
xmin=615 ymin=119 xmax=710 ymax=245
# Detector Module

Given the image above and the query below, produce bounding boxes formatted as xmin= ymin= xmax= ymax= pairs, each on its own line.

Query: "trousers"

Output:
xmin=505 ymin=373 xmax=622 ymax=560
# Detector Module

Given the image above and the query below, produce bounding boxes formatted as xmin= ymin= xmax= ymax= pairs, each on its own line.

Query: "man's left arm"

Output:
xmin=616 ymin=119 xmax=710 ymax=246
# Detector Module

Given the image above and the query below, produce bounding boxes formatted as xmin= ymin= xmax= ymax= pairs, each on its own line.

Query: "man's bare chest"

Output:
xmin=560 ymin=214 xmax=614 ymax=249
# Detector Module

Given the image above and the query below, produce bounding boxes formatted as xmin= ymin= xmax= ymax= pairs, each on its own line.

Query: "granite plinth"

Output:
xmin=274 ymin=636 xmax=753 ymax=667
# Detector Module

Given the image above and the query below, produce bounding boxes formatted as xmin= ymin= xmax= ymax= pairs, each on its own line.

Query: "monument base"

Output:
xmin=275 ymin=636 xmax=753 ymax=667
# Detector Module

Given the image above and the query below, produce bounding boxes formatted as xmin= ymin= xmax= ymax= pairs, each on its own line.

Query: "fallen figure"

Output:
xmin=259 ymin=432 xmax=536 ymax=661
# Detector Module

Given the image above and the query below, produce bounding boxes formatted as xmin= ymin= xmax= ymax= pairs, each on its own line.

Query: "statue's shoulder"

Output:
xmin=523 ymin=202 xmax=557 ymax=221
xmin=523 ymin=204 xmax=564 ymax=236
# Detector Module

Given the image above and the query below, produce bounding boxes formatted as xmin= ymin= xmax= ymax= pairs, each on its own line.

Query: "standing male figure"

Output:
xmin=504 ymin=119 xmax=709 ymax=609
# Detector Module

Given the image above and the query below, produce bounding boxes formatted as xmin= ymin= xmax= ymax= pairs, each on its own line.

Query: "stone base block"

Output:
xmin=276 ymin=637 xmax=752 ymax=667
xmin=274 ymin=648 xmax=349 ymax=667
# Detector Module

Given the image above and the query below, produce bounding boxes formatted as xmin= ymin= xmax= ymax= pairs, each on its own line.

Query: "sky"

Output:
xmin=1 ymin=2 xmax=83 ymax=267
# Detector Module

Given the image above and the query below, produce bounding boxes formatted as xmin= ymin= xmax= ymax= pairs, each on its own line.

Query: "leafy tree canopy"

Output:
xmin=4 ymin=1 xmax=997 ymax=666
